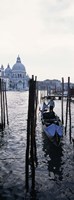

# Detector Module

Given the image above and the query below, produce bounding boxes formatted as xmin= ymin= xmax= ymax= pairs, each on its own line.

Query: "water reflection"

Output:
xmin=42 ymin=132 xmax=63 ymax=181
xmin=0 ymin=130 xmax=4 ymax=148
xmin=0 ymin=92 xmax=73 ymax=199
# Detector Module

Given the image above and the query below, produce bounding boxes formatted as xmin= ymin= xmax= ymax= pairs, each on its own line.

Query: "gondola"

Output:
xmin=41 ymin=110 xmax=63 ymax=146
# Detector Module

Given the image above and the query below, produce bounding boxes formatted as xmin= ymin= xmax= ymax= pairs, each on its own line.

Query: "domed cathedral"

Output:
xmin=5 ymin=55 xmax=29 ymax=90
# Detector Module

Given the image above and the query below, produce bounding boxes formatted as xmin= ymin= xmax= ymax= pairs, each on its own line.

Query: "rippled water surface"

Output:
xmin=0 ymin=91 xmax=74 ymax=200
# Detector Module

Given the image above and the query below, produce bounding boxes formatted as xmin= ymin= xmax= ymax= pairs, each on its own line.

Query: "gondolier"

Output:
xmin=39 ymin=101 xmax=48 ymax=119
xmin=48 ymin=97 xmax=55 ymax=111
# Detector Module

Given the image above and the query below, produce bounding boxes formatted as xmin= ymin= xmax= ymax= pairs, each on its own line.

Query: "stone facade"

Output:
xmin=0 ymin=56 xmax=29 ymax=90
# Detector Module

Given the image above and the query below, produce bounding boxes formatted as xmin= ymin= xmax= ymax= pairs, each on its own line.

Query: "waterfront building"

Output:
xmin=0 ymin=55 xmax=29 ymax=90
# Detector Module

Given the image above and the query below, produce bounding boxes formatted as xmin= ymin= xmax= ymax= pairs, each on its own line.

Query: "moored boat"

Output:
xmin=41 ymin=110 xmax=63 ymax=146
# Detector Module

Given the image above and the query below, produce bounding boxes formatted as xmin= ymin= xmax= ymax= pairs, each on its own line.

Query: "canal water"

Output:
xmin=0 ymin=91 xmax=74 ymax=200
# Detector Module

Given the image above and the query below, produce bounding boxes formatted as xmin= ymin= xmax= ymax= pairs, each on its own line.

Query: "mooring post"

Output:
xmin=2 ymin=80 xmax=5 ymax=127
xmin=0 ymin=79 xmax=1 ymax=123
xmin=30 ymin=75 xmax=35 ymax=189
xmin=65 ymin=77 xmax=72 ymax=141
xmin=25 ymin=78 xmax=32 ymax=190
xmin=65 ymin=77 xmax=69 ymax=135
xmin=30 ymin=75 xmax=38 ymax=189
xmin=33 ymin=76 xmax=38 ymax=166
xmin=5 ymin=82 xmax=9 ymax=125
xmin=68 ymin=77 xmax=71 ymax=142
xmin=61 ymin=77 xmax=64 ymax=124
xmin=25 ymin=75 xmax=38 ymax=190
xmin=0 ymin=78 xmax=9 ymax=130
xmin=65 ymin=97 xmax=68 ymax=135
xmin=0 ymin=78 xmax=3 ymax=128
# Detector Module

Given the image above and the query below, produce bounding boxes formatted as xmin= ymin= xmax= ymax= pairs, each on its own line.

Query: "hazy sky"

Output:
xmin=0 ymin=0 xmax=74 ymax=82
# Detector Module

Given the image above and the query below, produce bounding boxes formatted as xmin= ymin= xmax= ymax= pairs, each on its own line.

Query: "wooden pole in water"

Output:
xmin=65 ymin=77 xmax=72 ymax=141
xmin=2 ymin=80 xmax=5 ymax=127
xmin=65 ymin=77 xmax=69 ymax=135
xmin=25 ymin=75 xmax=38 ymax=190
xmin=65 ymin=96 xmax=68 ymax=135
xmin=0 ymin=79 xmax=1 ymax=124
xmin=30 ymin=75 xmax=35 ymax=189
xmin=33 ymin=76 xmax=38 ymax=188
xmin=0 ymin=79 xmax=3 ymax=128
xmin=25 ymin=78 xmax=32 ymax=190
xmin=5 ymin=82 xmax=9 ymax=125
xmin=34 ymin=76 xmax=38 ymax=166
xmin=68 ymin=77 xmax=71 ymax=142
xmin=30 ymin=75 xmax=38 ymax=189
xmin=0 ymin=79 xmax=1 ymax=122
xmin=61 ymin=77 xmax=64 ymax=124
xmin=0 ymin=79 xmax=9 ymax=129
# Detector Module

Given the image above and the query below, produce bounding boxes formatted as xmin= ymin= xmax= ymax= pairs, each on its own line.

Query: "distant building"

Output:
xmin=0 ymin=55 xmax=29 ymax=90
xmin=37 ymin=79 xmax=62 ymax=92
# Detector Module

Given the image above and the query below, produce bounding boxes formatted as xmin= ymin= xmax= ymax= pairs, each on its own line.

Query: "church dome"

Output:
xmin=12 ymin=55 xmax=26 ymax=71
xmin=5 ymin=64 xmax=11 ymax=73
xmin=1 ymin=65 xmax=4 ymax=70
